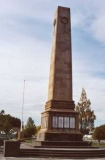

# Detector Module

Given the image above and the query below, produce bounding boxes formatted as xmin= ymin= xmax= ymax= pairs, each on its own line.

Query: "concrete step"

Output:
xmin=20 ymin=148 xmax=105 ymax=158
xmin=34 ymin=145 xmax=98 ymax=148
xmin=33 ymin=140 xmax=91 ymax=147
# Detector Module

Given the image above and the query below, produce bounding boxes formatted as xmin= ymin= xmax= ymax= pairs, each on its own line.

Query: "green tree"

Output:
xmin=9 ymin=116 xmax=21 ymax=128
xmin=93 ymin=125 xmax=105 ymax=144
xmin=24 ymin=117 xmax=36 ymax=138
xmin=0 ymin=110 xmax=5 ymax=115
xmin=2 ymin=119 xmax=12 ymax=137
xmin=75 ymin=88 xmax=96 ymax=134
xmin=0 ymin=111 xmax=21 ymax=135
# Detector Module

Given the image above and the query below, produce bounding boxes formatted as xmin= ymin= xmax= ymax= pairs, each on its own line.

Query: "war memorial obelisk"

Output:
xmin=34 ymin=6 xmax=89 ymax=146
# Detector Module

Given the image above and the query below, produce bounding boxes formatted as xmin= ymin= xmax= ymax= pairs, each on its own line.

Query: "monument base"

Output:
xmin=18 ymin=131 xmax=24 ymax=141
xmin=34 ymin=100 xmax=89 ymax=147
xmin=33 ymin=130 xmax=90 ymax=147
xmin=32 ymin=140 xmax=91 ymax=147
xmin=36 ymin=130 xmax=82 ymax=141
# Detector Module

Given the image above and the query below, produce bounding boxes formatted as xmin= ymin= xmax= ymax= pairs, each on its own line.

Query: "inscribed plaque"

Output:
xmin=64 ymin=117 xmax=69 ymax=128
xmin=45 ymin=116 xmax=48 ymax=128
xmin=41 ymin=117 xmax=44 ymax=128
xmin=52 ymin=116 xmax=57 ymax=128
xmin=70 ymin=117 xmax=75 ymax=128
xmin=41 ymin=116 xmax=47 ymax=128
xmin=58 ymin=117 xmax=63 ymax=128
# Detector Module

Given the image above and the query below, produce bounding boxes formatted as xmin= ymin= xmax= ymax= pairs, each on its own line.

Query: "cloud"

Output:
xmin=70 ymin=0 xmax=105 ymax=46
xmin=89 ymin=12 xmax=105 ymax=45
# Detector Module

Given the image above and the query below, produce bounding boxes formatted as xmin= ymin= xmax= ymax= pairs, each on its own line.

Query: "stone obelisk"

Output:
xmin=46 ymin=6 xmax=75 ymax=111
xmin=48 ymin=7 xmax=72 ymax=103
xmin=34 ymin=6 xmax=87 ymax=146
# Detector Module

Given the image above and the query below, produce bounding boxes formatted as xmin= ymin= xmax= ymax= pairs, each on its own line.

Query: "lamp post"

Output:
xmin=21 ymin=80 xmax=25 ymax=131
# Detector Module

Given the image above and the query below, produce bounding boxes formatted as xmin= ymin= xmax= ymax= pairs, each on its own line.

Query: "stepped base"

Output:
xmin=20 ymin=147 xmax=105 ymax=158
xmin=37 ymin=131 xmax=83 ymax=141
xmin=32 ymin=140 xmax=91 ymax=147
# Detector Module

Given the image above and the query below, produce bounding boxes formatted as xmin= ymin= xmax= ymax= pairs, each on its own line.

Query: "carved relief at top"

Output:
xmin=53 ymin=19 xmax=56 ymax=35
xmin=61 ymin=17 xmax=68 ymax=34
xmin=61 ymin=17 xmax=68 ymax=24
xmin=53 ymin=19 xmax=56 ymax=26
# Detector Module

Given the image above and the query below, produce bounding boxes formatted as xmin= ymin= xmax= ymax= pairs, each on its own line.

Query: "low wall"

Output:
xmin=0 ymin=138 xmax=9 ymax=146
xmin=4 ymin=141 xmax=20 ymax=157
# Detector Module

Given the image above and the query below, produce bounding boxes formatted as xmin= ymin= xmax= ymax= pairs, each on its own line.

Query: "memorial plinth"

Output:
xmin=18 ymin=131 xmax=24 ymax=141
xmin=34 ymin=6 xmax=90 ymax=147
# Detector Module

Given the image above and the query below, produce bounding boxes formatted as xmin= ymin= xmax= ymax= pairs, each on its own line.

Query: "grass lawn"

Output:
xmin=25 ymin=139 xmax=32 ymax=143
xmin=92 ymin=142 xmax=105 ymax=147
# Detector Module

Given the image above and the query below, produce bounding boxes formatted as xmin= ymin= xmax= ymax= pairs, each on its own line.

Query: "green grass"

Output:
xmin=92 ymin=142 xmax=105 ymax=147
xmin=25 ymin=139 xmax=32 ymax=143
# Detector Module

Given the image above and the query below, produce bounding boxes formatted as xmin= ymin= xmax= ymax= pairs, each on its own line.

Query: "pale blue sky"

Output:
xmin=0 ymin=0 xmax=105 ymax=127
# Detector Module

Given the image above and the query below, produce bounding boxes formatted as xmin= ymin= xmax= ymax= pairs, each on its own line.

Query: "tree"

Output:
xmin=75 ymin=88 xmax=96 ymax=134
xmin=0 ymin=110 xmax=5 ymax=115
xmin=0 ymin=110 xmax=21 ymax=135
xmin=24 ymin=117 xmax=36 ymax=138
xmin=93 ymin=125 xmax=105 ymax=144
xmin=2 ymin=119 xmax=12 ymax=137
xmin=9 ymin=116 xmax=21 ymax=128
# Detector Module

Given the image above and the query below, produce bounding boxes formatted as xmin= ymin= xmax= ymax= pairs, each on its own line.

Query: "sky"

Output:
xmin=0 ymin=0 xmax=105 ymax=127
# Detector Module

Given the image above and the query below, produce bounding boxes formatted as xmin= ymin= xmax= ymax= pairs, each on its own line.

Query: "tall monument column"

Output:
xmin=34 ymin=6 xmax=86 ymax=146
xmin=48 ymin=6 xmax=72 ymax=102
xmin=46 ymin=6 xmax=75 ymax=111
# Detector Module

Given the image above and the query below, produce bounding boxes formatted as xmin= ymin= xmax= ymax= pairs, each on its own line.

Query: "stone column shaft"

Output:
xmin=48 ymin=6 xmax=73 ymax=102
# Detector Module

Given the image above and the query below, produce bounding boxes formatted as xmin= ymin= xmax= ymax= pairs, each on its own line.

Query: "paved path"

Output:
xmin=20 ymin=143 xmax=33 ymax=149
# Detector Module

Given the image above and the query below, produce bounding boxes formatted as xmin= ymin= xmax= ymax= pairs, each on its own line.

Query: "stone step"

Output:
xmin=20 ymin=154 xmax=105 ymax=158
xmin=21 ymin=154 xmax=105 ymax=159
xmin=20 ymin=148 xmax=105 ymax=152
xmin=20 ymin=148 xmax=105 ymax=158
xmin=32 ymin=140 xmax=91 ymax=147
xmin=34 ymin=145 xmax=98 ymax=148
